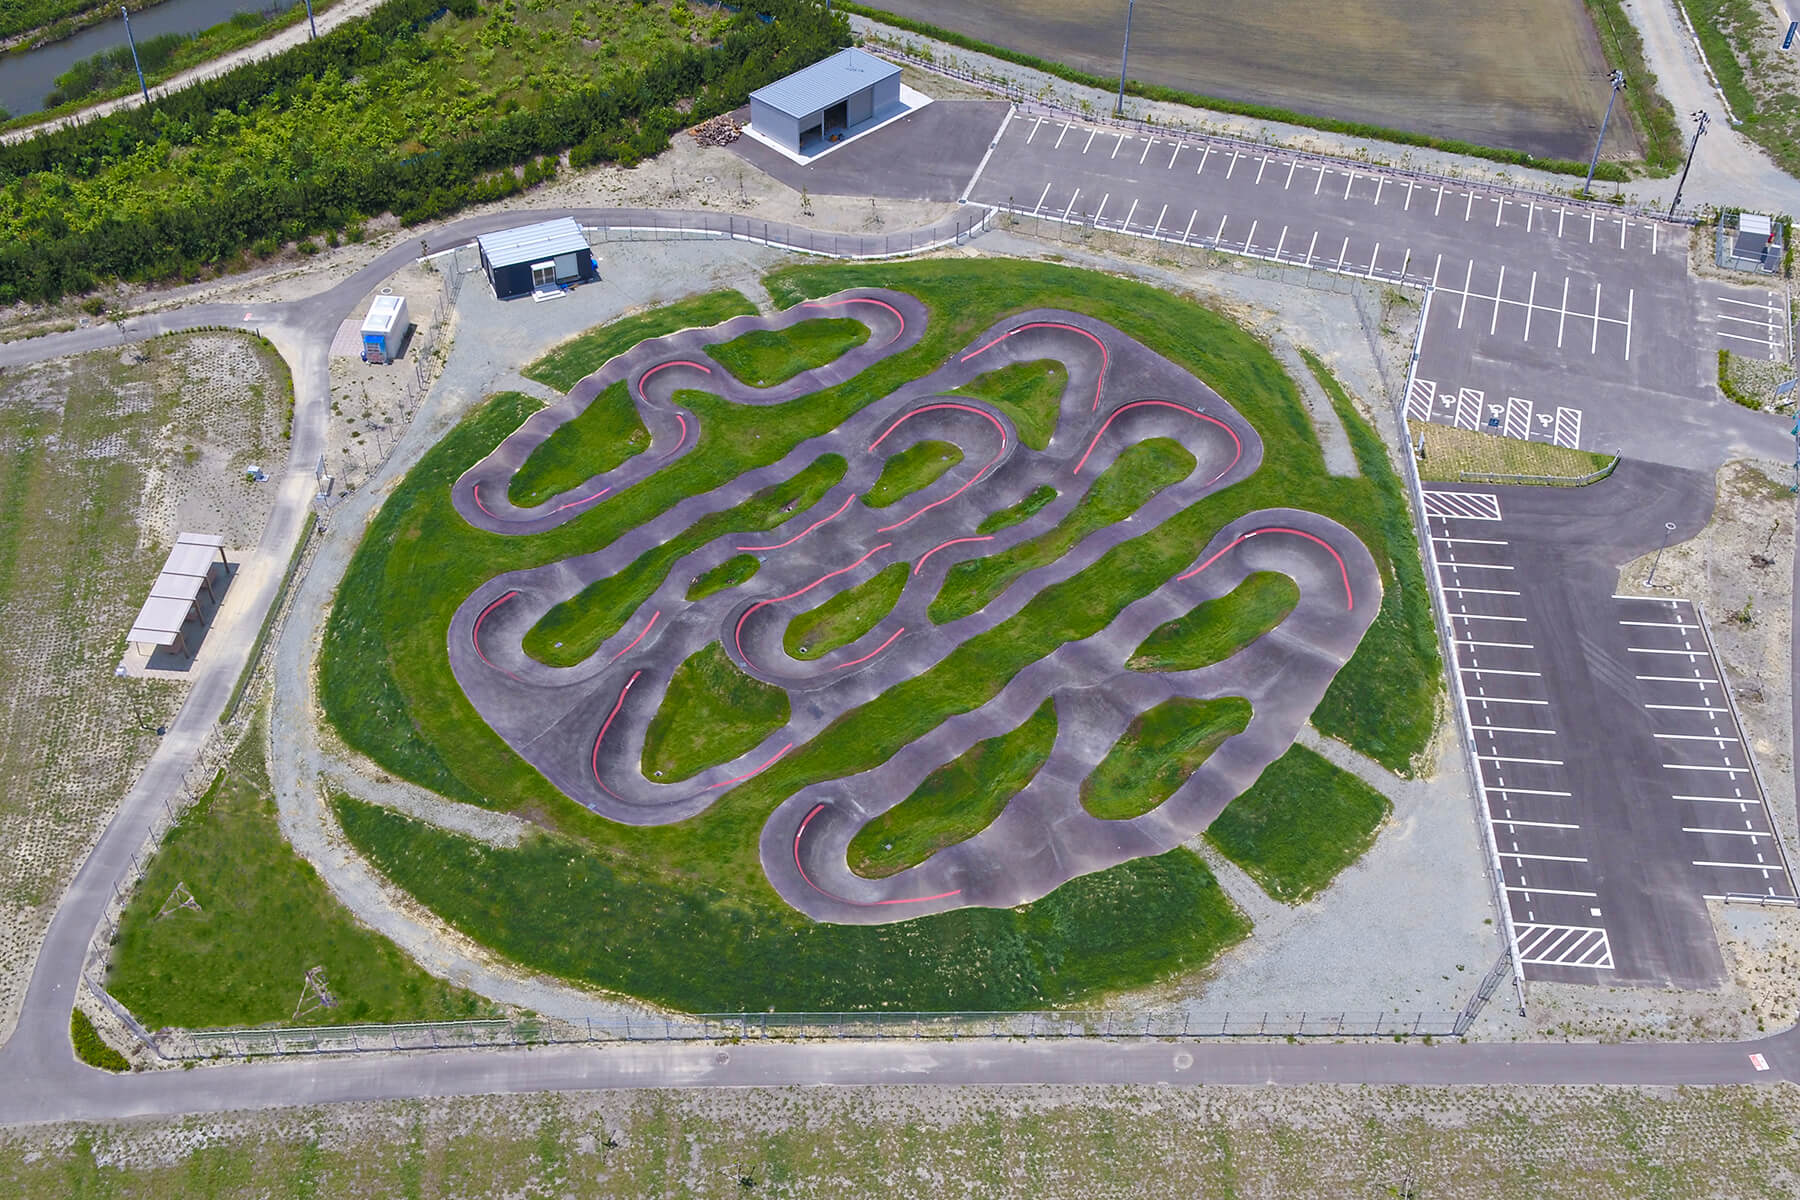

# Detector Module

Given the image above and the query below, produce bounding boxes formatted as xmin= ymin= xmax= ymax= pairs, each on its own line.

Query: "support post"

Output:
xmin=121 ymin=8 xmax=150 ymax=107
xmin=1583 ymin=70 xmax=1625 ymax=197
xmin=1114 ymin=0 xmax=1134 ymax=117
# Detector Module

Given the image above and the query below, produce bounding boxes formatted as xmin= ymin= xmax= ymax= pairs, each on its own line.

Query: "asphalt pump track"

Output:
xmin=447 ymin=289 xmax=1382 ymax=923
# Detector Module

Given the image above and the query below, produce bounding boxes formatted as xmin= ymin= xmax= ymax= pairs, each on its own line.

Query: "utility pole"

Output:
xmin=302 ymin=0 xmax=317 ymax=38
xmin=1669 ymin=110 xmax=1710 ymax=214
xmin=1583 ymin=69 xmax=1625 ymax=197
xmin=121 ymin=7 xmax=149 ymax=107
xmin=1115 ymin=0 xmax=1134 ymax=118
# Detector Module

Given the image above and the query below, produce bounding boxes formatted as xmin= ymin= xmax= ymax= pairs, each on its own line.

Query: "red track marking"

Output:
xmin=471 ymin=590 xmax=522 ymax=680
xmin=831 ymin=626 xmax=904 ymax=670
xmin=737 ymin=492 xmax=856 ymax=552
xmin=1177 ymin=527 xmax=1356 ymax=609
xmin=1073 ymin=399 xmax=1244 ymax=480
xmin=913 ymin=535 xmax=994 ymax=576
xmin=554 ymin=486 xmax=610 ymax=512
xmin=472 ymin=484 xmax=497 ymax=519
xmin=637 ymin=359 xmax=712 ymax=401
xmin=590 ymin=670 xmax=643 ymax=800
xmin=961 ymin=321 xmax=1108 ymax=410
xmin=800 ymin=296 xmax=907 ymax=346
xmin=733 ymin=544 xmax=893 ymax=663
xmin=704 ymin=741 xmax=794 ymax=791
xmin=608 ymin=609 xmax=662 ymax=664
xmin=660 ymin=412 xmax=690 ymax=461
xmin=792 ymin=803 xmax=963 ymax=906
xmin=868 ymin=403 xmax=1007 ymax=534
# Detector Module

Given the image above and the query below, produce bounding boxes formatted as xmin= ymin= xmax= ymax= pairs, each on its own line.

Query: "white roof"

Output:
xmin=176 ymin=531 xmax=225 ymax=549
xmin=1741 ymin=212 xmax=1773 ymax=236
xmin=750 ymin=48 xmax=898 ymax=119
xmin=164 ymin=542 xmax=219 ymax=579
xmin=128 ymin=595 xmax=195 ymax=645
xmin=127 ymin=533 xmax=225 ymax=646
xmin=476 ymin=218 xmax=589 ymax=269
xmin=362 ymin=294 xmax=406 ymax=335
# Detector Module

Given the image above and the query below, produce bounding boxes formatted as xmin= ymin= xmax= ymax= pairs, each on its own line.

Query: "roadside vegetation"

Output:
xmin=707 ymin=318 xmax=869 ymax=387
xmin=784 ymin=561 xmax=908 ymax=660
xmin=507 ymin=384 xmax=648 ymax=507
xmin=687 ymin=553 xmax=759 ymax=601
xmin=1080 ymin=697 xmax=1252 ymax=820
xmin=0 ymin=0 xmax=848 ymax=303
xmin=641 ymin=643 xmax=789 ymax=783
xmin=1205 ymin=745 xmax=1391 ymax=902
xmin=1128 ymin=571 xmax=1299 ymax=671
xmin=68 ymin=1008 xmax=127 ymax=1072
xmin=1578 ymin=0 xmax=1684 ymax=174
xmin=1407 ymin=420 xmax=1616 ymax=483
xmin=523 ymin=291 xmax=757 ymax=393
xmin=863 ymin=440 xmax=961 ymax=508
xmin=319 ymin=261 xmax=1437 ymax=1009
xmin=952 ymin=359 xmax=1067 ymax=450
xmin=847 ymin=700 xmax=1057 ymax=878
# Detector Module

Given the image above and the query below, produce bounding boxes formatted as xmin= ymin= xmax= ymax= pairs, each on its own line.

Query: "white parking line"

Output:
xmin=1121 ymin=197 xmax=1139 ymax=232
xmin=1306 ymin=230 xmax=1318 ymax=266
xmin=1245 ymin=218 xmax=1258 ymax=250
xmin=1485 ymin=785 xmax=1570 ymax=794
xmin=1506 ymin=885 xmax=1599 ymax=897
xmin=1139 ymin=138 xmax=1153 ymax=165
xmin=1501 ymin=851 xmax=1589 ymax=863
xmin=1093 ymin=194 xmax=1109 ymax=225
xmin=1684 ymin=827 xmax=1768 ymax=837
xmin=1452 ymin=639 xmax=1533 ymax=648
xmin=1054 ymin=122 xmax=1070 ymax=149
xmin=1198 ymin=146 xmax=1213 ymax=175
xmin=1032 ymin=182 xmax=1052 ymax=215
xmin=1151 ymin=203 xmax=1167 ymax=238
xmin=1345 ymin=170 xmax=1355 ymax=200
xmin=1372 ymin=176 xmax=1384 ymax=206
xmin=1490 ymin=265 xmax=1506 ymax=336
xmin=1062 ymin=190 xmax=1080 ymax=221
xmin=1338 ymin=238 xmax=1350 ymax=271
xmin=1314 ymin=163 xmax=1324 ymax=194
xmin=1636 ymin=674 xmax=1719 ymax=683
xmin=1432 ymin=536 xmax=1508 ymax=545
xmin=1460 ymin=666 xmax=1542 ymax=676
xmin=1215 ymin=214 xmax=1228 ymax=243
xmin=1472 ymin=698 xmax=1552 ymax=708
xmin=1479 ymin=754 xmax=1565 ymax=766
xmin=1495 ymin=818 xmax=1581 ymax=829
xmin=1168 ymin=143 xmax=1180 ymax=170
xmin=1182 ymin=210 xmax=1197 ymax=242
xmin=1284 ymin=160 xmax=1296 ymax=188
xmin=1255 ymin=156 xmax=1267 ymax=184
xmin=1674 ymin=793 xmax=1751 ymax=804
xmin=1694 ymin=860 xmax=1776 ymax=870
xmin=1452 ymin=613 xmax=1528 ymax=621
xmin=1226 ymin=151 xmax=1240 ymax=179
xmin=1083 ymin=128 xmax=1098 ymax=153
xmin=1026 ymin=116 xmax=1044 ymax=144
xmin=1111 ymin=132 xmax=1126 ymax=159
xmin=1662 ymin=763 xmax=1747 ymax=773
xmin=1470 ymin=724 xmax=1557 ymax=735
xmin=1443 ymin=587 xmax=1523 ymax=597
xmin=1646 ymin=703 xmax=1729 ymax=713
xmin=1629 ymin=646 xmax=1704 ymax=655
xmin=1655 ymin=733 xmax=1733 ymax=742
xmin=1274 ymin=226 xmax=1287 ymax=259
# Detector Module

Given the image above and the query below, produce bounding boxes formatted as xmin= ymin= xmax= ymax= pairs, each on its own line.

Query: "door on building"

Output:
xmin=824 ymin=99 xmax=848 ymax=134
xmin=530 ymin=260 xmax=557 ymax=291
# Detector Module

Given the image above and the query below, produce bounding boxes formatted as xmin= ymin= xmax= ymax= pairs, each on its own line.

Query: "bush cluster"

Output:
xmin=70 ymin=1008 xmax=130 ymax=1072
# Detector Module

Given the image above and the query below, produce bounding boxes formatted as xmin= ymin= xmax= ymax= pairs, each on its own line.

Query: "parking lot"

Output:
xmin=1423 ymin=475 xmax=1795 ymax=987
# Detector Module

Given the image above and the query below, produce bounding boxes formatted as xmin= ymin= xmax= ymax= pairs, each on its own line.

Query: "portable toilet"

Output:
xmin=361 ymin=294 xmax=409 ymax=364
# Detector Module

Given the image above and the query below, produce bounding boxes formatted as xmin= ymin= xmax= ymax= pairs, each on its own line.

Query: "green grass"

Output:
xmin=1408 ymin=420 xmax=1616 ymax=482
xmin=1301 ymin=352 xmax=1442 ymax=773
xmin=1205 ymin=745 xmax=1391 ymax=903
xmin=976 ymin=484 xmax=1057 ymax=535
xmin=1128 ymin=571 xmax=1300 ymax=671
xmin=1080 ymin=698 xmax=1252 ymax=820
xmin=104 ymin=718 xmax=491 ymax=1029
xmin=523 ymin=452 xmax=846 ymax=667
xmin=952 ymin=358 xmax=1067 ymax=450
xmin=1579 ymin=0 xmax=1684 ymax=173
xmin=687 ymin=554 xmax=760 ymax=601
xmin=863 ymin=440 xmax=962 ymax=508
xmin=319 ymin=259 xmax=1438 ymax=1009
xmin=930 ymin=437 xmax=1194 ymax=624
xmin=641 ymin=643 xmax=790 ymax=783
xmin=69 ymin=1009 xmax=127 ymax=1072
xmin=706 ymin=318 xmax=870 ymax=387
xmin=507 ymin=383 xmax=648 ymax=507
xmin=847 ymin=699 xmax=1057 ymax=878
xmin=784 ymin=561 xmax=909 ymax=660
xmin=523 ymin=291 xmax=759 ymax=393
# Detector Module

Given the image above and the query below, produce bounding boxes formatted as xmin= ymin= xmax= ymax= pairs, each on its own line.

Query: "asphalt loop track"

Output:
xmin=447 ymin=289 xmax=1381 ymax=924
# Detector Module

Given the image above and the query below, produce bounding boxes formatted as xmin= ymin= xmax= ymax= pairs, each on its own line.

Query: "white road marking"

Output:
xmin=1558 ymin=276 xmax=1570 ymax=348
xmin=1139 ymin=138 xmax=1153 ymax=165
xmin=1255 ymin=155 xmax=1267 ymax=184
xmin=1373 ymin=176 xmax=1385 ymax=205
xmin=1337 ymin=237 xmax=1350 ymax=271
xmin=1434 ymin=185 xmax=1445 ymax=216
xmin=1215 ymin=214 xmax=1228 ymax=243
xmin=1306 ymin=230 xmax=1318 ymax=266
xmin=1032 ymin=182 xmax=1053 ymax=215
xmin=1111 ymin=132 xmax=1127 ymax=159
xmin=1501 ymin=852 xmax=1589 ymax=863
xmin=1471 ymin=725 xmax=1557 ymax=735
xmin=1083 ymin=128 xmax=1098 ymax=153
xmin=1245 ymin=218 xmax=1258 ymax=251
xmin=1151 ymin=203 xmax=1167 ymax=238
xmin=1054 ymin=122 xmax=1071 ymax=149
xmin=1694 ymin=860 xmax=1776 ymax=870
xmin=1506 ymin=885 xmax=1599 ymax=897
xmin=1121 ymin=197 xmax=1139 ymax=232
xmin=1479 ymin=754 xmax=1565 ymax=766
xmin=1182 ymin=210 xmax=1197 ymax=243
xmin=1625 ymin=288 xmax=1634 ymax=361
xmin=1491 ymin=267 xmax=1508 ymax=335
xmin=1168 ymin=143 xmax=1181 ymax=170
xmin=1684 ymin=827 xmax=1767 ymax=837
xmin=1274 ymin=225 xmax=1287 ymax=260
xmin=1591 ymin=282 xmax=1602 ymax=355
xmin=1093 ymin=194 xmax=1109 ymax=225
xmin=1062 ymin=189 xmax=1081 ymax=221
xmin=1495 ymin=818 xmax=1581 ymax=829
xmin=1226 ymin=150 xmax=1240 ymax=179
xmin=1026 ymin=116 xmax=1044 ymax=144
xmin=1345 ymin=170 xmax=1355 ymax=200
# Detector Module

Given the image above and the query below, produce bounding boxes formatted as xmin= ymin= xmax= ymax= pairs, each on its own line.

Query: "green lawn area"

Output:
xmin=847 ymin=699 xmax=1057 ymax=878
xmin=929 ymin=437 xmax=1194 ymax=624
xmin=641 ymin=643 xmax=790 ymax=783
xmin=524 ymin=291 xmax=758 ymax=393
xmin=706 ymin=318 xmax=870 ymax=387
xmin=1204 ymin=744 xmax=1390 ymax=902
xmin=506 ymin=383 xmax=647 ymax=506
xmin=105 ymin=716 xmax=491 ymax=1029
xmin=318 ymin=259 xmax=1437 ymax=1011
xmin=1080 ymin=697 xmax=1252 ymax=820
xmin=523 ymin=452 xmax=846 ymax=667
xmin=687 ymin=554 xmax=760 ymax=601
xmin=784 ymin=561 xmax=909 ymax=660
xmin=977 ymin=484 xmax=1057 ymax=535
xmin=1128 ymin=571 xmax=1300 ymax=671
xmin=952 ymin=359 xmax=1068 ymax=450
xmin=863 ymin=440 xmax=962 ymax=508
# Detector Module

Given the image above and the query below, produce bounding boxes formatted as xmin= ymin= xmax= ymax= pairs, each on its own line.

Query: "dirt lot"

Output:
xmin=0 ymin=332 xmax=289 ymax=1043
xmin=865 ymin=0 xmax=1632 ymax=160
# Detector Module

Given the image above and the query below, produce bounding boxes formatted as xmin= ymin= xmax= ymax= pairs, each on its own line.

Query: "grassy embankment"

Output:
xmin=785 ymin=562 xmax=909 ymax=660
xmin=1578 ymin=0 xmax=1684 ymax=175
xmin=1205 ymin=745 xmax=1391 ymax=903
xmin=1677 ymin=0 xmax=1800 ymax=176
xmin=707 ymin=318 xmax=869 ymax=387
xmin=105 ymin=715 xmax=490 ymax=1028
xmin=952 ymin=359 xmax=1067 ymax=450
xmin=863 ymin=440 xmax=961 ymax=507
xmin=1127 ymin=572 xmax=1300 ymax=671
xmin=1080 ymin=698 xmax=1252 ymax=820
xmin=687 ymin=554 xmax=759 ymax=600
xmin=978 ymin=484 xmax=1056 ymax=534
xmin=318 ymin=260 xmax=1435 ymax=1011
xmin=641 ymin=643 xmax=788 ymax=783
xmin=523 ymin=290 xmax=758 ymax=393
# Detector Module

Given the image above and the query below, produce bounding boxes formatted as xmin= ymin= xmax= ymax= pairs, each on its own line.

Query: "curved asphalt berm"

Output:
xmin=447 ymin=291 xmax=1380 ymax=919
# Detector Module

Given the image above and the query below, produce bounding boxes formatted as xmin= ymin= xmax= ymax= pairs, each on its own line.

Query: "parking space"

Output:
xmin=1407 ymin=375 xmax=1584 ymax=448
xmin=1423 ymin=479 xmax=1797 ymax=987
xmin=1705 ymin=285 xmax=1787 ymax=362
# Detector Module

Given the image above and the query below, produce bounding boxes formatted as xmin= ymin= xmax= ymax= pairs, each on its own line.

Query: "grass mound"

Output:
xmin=524 ymin=291 xmax=757 ymax=392
xmin=1128 ymin=571 xmax=1300 ymax=671
xmin=977 ymin=484 xmax=1057 ymax=535
xmin=507 ymin=382 xmax=648 ymax=506
xmin=1081 ymin=697 xmax=1252 ymax=820
xmin=863 ymin=440 xmax=962 ymax=508
xmin=1205 ymin=745 xmax=1390 ymax=902
xmin=784 ymin=561 xmax=909 ymax=660
xmin=848 ymin=698 xmax=1058 ymax=878
xmin=641 ymin=643 xmax=790 ymax=783
xmin=70 ymin=1009 xmax=128 ymax=1072
xmin=687 ymin=554 xmax=760 ymax=601
xmin=952 ymin=359 xmax=1068 ymax=450
xmin=708 ymin=318 xmax=869 ymax=387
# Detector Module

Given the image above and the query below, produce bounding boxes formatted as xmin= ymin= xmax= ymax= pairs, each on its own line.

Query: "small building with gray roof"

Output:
xmin=748 ymin=48 xmax=901 ymax=156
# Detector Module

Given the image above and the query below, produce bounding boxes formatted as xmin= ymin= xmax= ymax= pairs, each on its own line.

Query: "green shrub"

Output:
xmin=70 ymin=1009 xmax=128 ymax=1073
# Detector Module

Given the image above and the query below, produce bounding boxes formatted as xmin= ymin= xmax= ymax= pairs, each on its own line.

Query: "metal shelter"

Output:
xmin=126 ymin=533 xmax=230 ymax=656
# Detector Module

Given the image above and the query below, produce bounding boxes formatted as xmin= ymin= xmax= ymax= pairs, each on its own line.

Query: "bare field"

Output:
xmin=867 ymin=0 xmax=1635 ymax=161
xmin=2 ymin=1083 xmax=1797 ymax=1197
xmin=0 ymin=332 xmax=288 ymax=1044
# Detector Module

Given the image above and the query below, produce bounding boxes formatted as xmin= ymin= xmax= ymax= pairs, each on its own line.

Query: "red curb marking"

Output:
xmin=733 ymin=543 xmax=893 ymax=664
xmin=590 ymin=670 xmax=643 ymax=800
xmin=793 ymin=803 xmax=963 ymax=906
xmin=608 ymin=609 xmax=662 ymax=664
xmin=800 ymin=296 xmax=907 ymax=347
xmin=961 ymin=321 xmax=1107 ymax=410
xmin=1177 ymin=527 xmax=1356 ymax=610
xmin=868 ymin=403 xmax=1008 ymax=534
xmin=704 ymin=741 xmax=794 ymax=791
xmin=1073 ymin=399 xmax=1244 ymax=481
xmin=831 ymin=626 xmax=904 ymax=671
xmin=737 ymin=492 xmax=857 ymax=552
xmin=638 ymin=359 xmax=712 ymax=401
xmin=660 ymin=412 xmax=690 ymax=462
xmin=913 ymin=535 xmax=994 ymax=576
xmin=472 ymin=484 xmax=496 ymax=519
xmin=554 ymin=487 xmax=611 ymax=512
xmin=471 ymin=590 xmax=522 ymax=681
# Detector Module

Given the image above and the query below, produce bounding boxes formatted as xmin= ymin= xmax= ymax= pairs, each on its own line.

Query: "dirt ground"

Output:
xmin=1 ymin=1082 xmax=1796 ymax=1198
